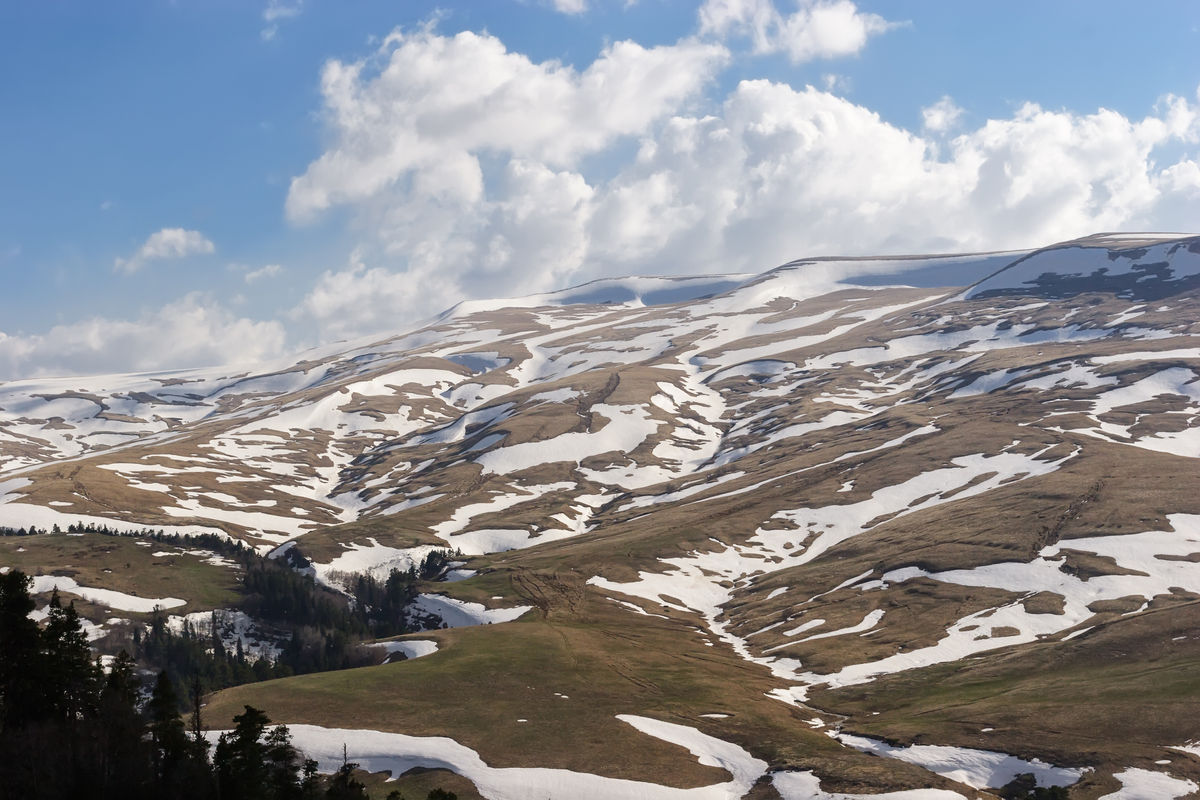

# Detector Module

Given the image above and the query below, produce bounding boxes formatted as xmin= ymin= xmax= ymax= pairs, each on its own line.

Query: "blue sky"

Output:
xmin=2 ymin=0 xmax=1199 ymax=379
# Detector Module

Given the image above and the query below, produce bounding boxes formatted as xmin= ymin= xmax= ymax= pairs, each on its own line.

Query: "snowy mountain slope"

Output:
xmin=6 ymin=232 xmax=1200 ymax=797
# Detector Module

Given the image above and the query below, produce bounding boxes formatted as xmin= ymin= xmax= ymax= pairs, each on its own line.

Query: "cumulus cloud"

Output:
xmin=114 ymin=228 xmax=214 ymax=274
xmin=698 ymin=0 xmax=898 ymax=62
xmin=586 ymin=85 xmax=1200 ymax=268
xmin=245 ymin=264 xmax=284 ymax=283
xmin=0 ymin=295 xmax=286 ymax=380
xmin=285 ymin=27 xmax=728 ymax=222
xmin=284 ymin=24 xmax=1200 ymax=343
xmin=922 ymin=95 xmax=964 ymax=133
xmin=292 ymin=249 xmax=466 ymax=341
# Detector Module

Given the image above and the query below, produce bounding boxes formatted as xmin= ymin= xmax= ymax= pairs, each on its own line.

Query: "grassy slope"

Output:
xmin=0 ymin=532 xmax=242 ymax=614
xmin=205 ymin=578 xmax=967 ymax=795
xmin=812 ymin=598 xmax=1200 ymax=794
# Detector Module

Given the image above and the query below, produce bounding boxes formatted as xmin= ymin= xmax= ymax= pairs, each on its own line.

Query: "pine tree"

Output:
xmin=214 ymin=705 xmax=280 ymax=800
xmin=42 ymin=595 xmax=100 ymax=721
xmin=97 ymin=651 xmax=152 ymax=798
xmin=0 ymin=570 xmax=42 ymax=729
xmin=264 ymin=723 xmax=304 ymax=799
xmin=148 ymin=671 xmax=190 ymax=778
xmin=324 ymin=744 xmax=369 ymax=800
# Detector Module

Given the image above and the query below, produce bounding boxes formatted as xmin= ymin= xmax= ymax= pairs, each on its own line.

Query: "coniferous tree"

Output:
xmin=0 ymin=570 xmax=42 ymax=730
xmin=42 ymin=593 xmax=100 ymax=721
xmin=324 ymin=744 xmax=369 ymax=800
xmin=214 ymin=705 xmax=304 ymax=800
xmin=264 ymin=723 xmax=305 ymax=799
xmin=148 ymin=670 xmax=190 ymax=780
xmin=96 ymin=651 xmax=152 ymax=799
xmin=300 ymin=759 xmax=322 ymax=799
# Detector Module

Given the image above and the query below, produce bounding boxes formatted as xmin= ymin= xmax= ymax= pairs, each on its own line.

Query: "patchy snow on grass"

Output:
xmin=772 ymin=769 xmax=967 ymax=799
xmin=444 ymin=526 xmax=581 ymax=555
xmin=312 ymin=541 xmax=448 ymax=587
xmin=369 ymin=639 xmax=438 ymax=661
xmin=530 ymin=387 xmax=581 ymax=404
xmin=477 ymin=404 xmax=662 ymax=477
xmin=168 ymin=609 xmax=284 ymax=662
xmin=964 ymin=241 xmax=1200 ymax=299
xmin=161 ymin=496 xmax=314 ymax=540
xmin=834 ymin=732 xmax=1085 ymax=791
xmin=1170 ymin=741 xmax=1200 ymax=758
xmin=0 ymin=492 xmax=226 ymax=539
xmin=823 ymin=514 xmax=1200 ymax=688
xmin=618 ymin=472 xmax=744 ymax=512
xmin=233 ymin=712 xmax=765 ymax=800
xmin=617 ymin=714 xmax=766 ymax=794
xmin=593 ymin=446 xmax=1073 ymax=697
xmin=1098 ymin=768 xmax=1198 ymax=799
xmin=1093 ymin=348 xmax=1200 ymax=365
xmin=411 ymin=594 xmax=531 ymax=628
xmin=30 ymin=575 xmax=184 ymax=612
xmin=430 ymin=482 xmax=574 ymax=540
xmin=798 ymin=609 xmax=884 ymax=642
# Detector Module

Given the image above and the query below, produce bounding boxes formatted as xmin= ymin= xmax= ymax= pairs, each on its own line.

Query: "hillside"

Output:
xmin=4 ymin=232 xmax=1200 ymax=798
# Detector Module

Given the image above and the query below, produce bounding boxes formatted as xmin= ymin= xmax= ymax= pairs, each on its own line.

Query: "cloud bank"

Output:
xmin=284 ymin=23 xmax=1200 ymax=342
xmin=9 ymin=5 xmax=1200 ymax=379
xmin=0 ymin=295 xmax=285 ymax=380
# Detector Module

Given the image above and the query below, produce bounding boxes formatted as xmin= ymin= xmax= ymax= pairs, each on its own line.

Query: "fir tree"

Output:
xmin=0 ymin=570 xmax=42 ymax=729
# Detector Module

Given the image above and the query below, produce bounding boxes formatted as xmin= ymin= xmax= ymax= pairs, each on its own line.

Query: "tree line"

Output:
xmin=4 ymin=523 xmax=457 ymax=710
xmin=0 ymin=569 xmax=456 ymax=800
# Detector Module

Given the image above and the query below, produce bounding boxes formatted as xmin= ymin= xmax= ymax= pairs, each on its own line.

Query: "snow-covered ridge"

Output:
xmin=7 ymin=232 xmax=1200 ymax=798
xmin=3 ymin=232 xmax=1199 ymax=550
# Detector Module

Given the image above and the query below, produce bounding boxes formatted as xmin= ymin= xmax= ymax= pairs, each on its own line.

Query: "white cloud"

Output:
xmin=285 ymin=23 xmax=1200 ymax=343
xmin=0 ymin=295 xmax=285 ymax=380
xmin=285 ymin=26 xmax=727 ymax=222
xmin=821 ymin=72 xmax=849 ymax=93
xmin=922 ymin=95 xmax=964 ymax=133
xmin=550 ymin=0 xmax=587 ymax=13
xmin=698 ymin=0 xmax=898 ymax=62
xmin=261 ymin=0 xmax=302 ymax=41
xmin=114 ymin=228 xmax=214 ymax=274
xmin=293 ymin=250 xmax=463 ymax=342
xmin=245 ymin=264 xmax=284 ymax=283
xmin=585 ymin=84 xmax=1200 ymax=269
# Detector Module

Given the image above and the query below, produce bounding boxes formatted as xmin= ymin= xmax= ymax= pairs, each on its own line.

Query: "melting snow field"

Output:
xmin=771 ymin=770 xmax=966 ymax=799
xmin=30 ymin=574 xmax=184 ymax=612
xmin=203 ymin=714 xmax=970 ymax=800
xmin=591 ymin=446 xmax=1074 ymax=695
xmin=833 ymin=733 xmax=1085 ymax=791
xmin=370 ymin=639 xmax=439 ymax=661
xmin=810 ymin=513 xmax=1200 ymax=690
xmin=7 ymin=238 xmax=1200 ymax=799
xmin=410 ymin=594 xmax=531 ymax=628
xmin=1097 ymin=768 xmax=1198 ymax=799
xmin=310 ymin=540 xmax=448 ymax=587
xmin=167 ymin=609 xmax=283 ymax=661
xmin=207 ymin=715 xmax=768 ymax=800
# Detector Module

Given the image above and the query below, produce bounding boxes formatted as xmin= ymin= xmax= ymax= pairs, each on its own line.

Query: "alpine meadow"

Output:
xmin=4 ymin=2 xmax=1200 ymax=800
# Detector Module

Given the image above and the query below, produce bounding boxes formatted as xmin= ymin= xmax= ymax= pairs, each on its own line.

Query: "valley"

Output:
xmin=4 ymin=232 xmax=1200 ymax=798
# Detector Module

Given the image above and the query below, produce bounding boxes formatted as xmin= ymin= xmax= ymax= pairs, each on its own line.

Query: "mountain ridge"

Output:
xmin=5 ymin=231 xmax=1200 ymax=798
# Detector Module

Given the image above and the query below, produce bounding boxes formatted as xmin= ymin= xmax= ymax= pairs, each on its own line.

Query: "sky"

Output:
xmin=2 ymin=0 xmax=1199 ymax=380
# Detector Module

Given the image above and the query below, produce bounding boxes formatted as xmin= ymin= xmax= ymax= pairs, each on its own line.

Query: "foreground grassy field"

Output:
xmin=205 ymin=577 xmax=969 ymax=796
